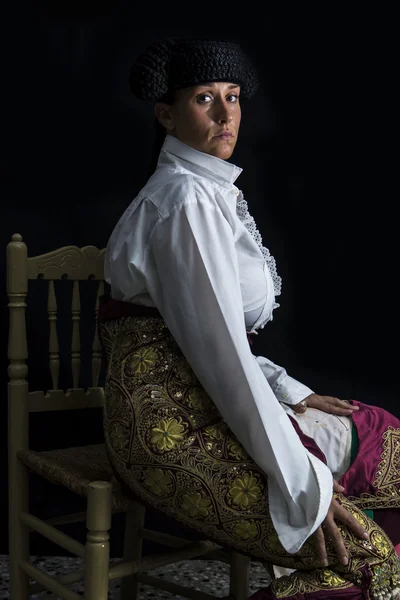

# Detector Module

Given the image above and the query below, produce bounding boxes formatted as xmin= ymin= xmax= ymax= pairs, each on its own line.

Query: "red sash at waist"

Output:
xmin=98 ymin=294 xmax=257 ymax=346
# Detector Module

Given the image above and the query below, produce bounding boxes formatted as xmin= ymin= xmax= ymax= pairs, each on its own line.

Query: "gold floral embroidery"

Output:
xmin=349 ymin=508 xmax=368 ymax=528
xmin=101 ymin=315 xmax=400 ymax=599
xmin=109 ymin=422 xmax=130 ymax=451
xmin=105 ymin=388 xmax=122 ymax=418
xmin=267 ymin=532 xmax=285 ymax=555
xmin=186 ymin=388 xmax=214 ymax=412
xmin=149 ymin=417 xmax=187 ymax=451
xmin=272 ymin=568 xmax=354 ymax=597
xmin=348 ymin=426 xmax=400 ymax=511
xmin=203 ymin=423 xmax=226 ymax=440
xmin=234 ymin=519 xmax=258 ymax=540
xmin=375 ymin=427 xmax=400 ymax=488
xmin=143 ymin=468 xmax=173 ymax=497
xmin=175 ymin=361 xmax=198 ymax=384
xmin=118 ymin=333 xmax=133 ymax=348
xmin=371 ymin=531 xmax=391 ymax=558
xmin=180 ymin=492 xmax=213 ymax=518
xmin=320 ymin=570 xmax=347 ymax=586
xmin=227 ymin=440 xmax=249 ymax=460
xmin=227 ymin=472 xmax=261 ymax=510
xmin=131 ymin=348 xmax=158 ymax=374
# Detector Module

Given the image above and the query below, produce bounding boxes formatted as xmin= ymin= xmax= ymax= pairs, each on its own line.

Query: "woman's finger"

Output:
xmin=312 ymin=526 xmax=329 ymax=566
xmin=333 ymin=479 xmax=345 ymax=493
xmin=321 ymin=398 xmax=359 ymax=416
xmin=328 ymin=397 xmax=359 ymax=411
xmin=326 ymin=407 xmax=357 ymax=416
xmin=323 ymin=518 xmax=349 ymax=566
xmin=332 ymin=499 xmax=369 ymax=541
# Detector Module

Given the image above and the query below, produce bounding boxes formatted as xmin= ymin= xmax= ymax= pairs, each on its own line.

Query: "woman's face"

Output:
xmin=155 ymin=81 xmax=241 ymax=160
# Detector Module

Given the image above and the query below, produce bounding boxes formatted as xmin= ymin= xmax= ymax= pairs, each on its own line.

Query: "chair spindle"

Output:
xmin=47 ymin=280 xmax=59 ymax=390
xmin=71 ymin=280 xmax=81 ymax=388
xmin=91 ymin=281 xmax=104 ymax=387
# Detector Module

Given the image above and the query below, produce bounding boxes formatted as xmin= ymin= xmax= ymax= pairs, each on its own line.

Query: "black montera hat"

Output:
xmin=129 ymin=38 xmax=259 ymax=101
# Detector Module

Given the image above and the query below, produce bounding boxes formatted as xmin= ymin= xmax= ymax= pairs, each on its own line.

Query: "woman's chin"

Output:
xmin=209 ymin=141 xmax=236 ymax=160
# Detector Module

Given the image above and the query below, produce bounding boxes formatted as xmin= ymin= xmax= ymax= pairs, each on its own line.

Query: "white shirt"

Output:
xmin=105 ymin=135 xmax=334 ymax=553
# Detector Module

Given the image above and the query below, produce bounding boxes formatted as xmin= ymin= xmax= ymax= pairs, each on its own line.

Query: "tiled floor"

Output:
xmin=0 ymin=555 xmax=271 ymax=598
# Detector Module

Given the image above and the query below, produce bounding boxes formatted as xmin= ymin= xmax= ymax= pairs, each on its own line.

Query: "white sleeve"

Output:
xmin=143 ymin=193 xmax=332 ymax=553
xmin=255 ymin=355 xmax=315 ymax=406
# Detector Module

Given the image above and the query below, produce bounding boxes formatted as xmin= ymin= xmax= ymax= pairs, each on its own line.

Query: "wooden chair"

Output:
xmin=7 ymin=233 xmax=253 ymax=600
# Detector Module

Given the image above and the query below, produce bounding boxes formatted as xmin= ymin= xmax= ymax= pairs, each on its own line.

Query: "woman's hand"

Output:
xmin=312 ymin=479 xmax=368 ymax=566
xmin=293 ymin=394 xmax=360 ymax=416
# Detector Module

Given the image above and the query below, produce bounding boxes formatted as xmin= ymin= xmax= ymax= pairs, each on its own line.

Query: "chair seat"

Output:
xmin=17 ymin=443 xmax=134 ymax=513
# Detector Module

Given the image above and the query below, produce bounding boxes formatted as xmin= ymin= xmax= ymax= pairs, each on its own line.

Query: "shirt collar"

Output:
xmin=158 ymin=135 xmax=243 ymax=186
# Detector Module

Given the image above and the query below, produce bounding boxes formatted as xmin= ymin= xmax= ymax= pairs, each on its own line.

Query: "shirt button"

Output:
xmin=233 ymin=187 xmax=240 ymax=196
xmin=283 ymin=393 xmax=289 ymax=399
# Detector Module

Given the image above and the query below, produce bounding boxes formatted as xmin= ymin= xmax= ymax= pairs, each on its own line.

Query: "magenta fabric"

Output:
xmin=291 ymin=401 xmax=400 ymax=544
xmin=287 ymin=399 xmax=400 ymax=508
xmin=337 ymin=399 xmax=400 ymax=500
xmin=374 ymin=508 xmax=400 ymax=546
xmin=249 ymin=402 xmax=400 ymax=599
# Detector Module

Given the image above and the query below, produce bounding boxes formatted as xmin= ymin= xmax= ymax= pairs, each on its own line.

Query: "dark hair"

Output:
xmin=148 ymin=117 xmax=167 ymax=177
xmin=146 ymin=89 xmax=175 ymax=177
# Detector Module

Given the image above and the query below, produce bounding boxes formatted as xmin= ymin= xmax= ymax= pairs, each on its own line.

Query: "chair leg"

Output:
xmin=8 ymin=459 xmax=30 ymax=600
xmin=120 ymin=501 xmax=146 ymax=600
xmin=84 ymin=481 xmax=112 ymax=600
xmin=229 ymin=551 xmax=251 ymax=600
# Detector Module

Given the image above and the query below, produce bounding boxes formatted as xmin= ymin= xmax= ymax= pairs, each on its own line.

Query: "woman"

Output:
xmin=99 ymin=38 xmax=400 ymax=599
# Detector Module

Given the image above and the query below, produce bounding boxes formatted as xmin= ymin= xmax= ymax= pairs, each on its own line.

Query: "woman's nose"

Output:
xmin=219 ymin=112 xmax=233 ymax=124
xmin=215 ymin=101 xmax=233 ymax=124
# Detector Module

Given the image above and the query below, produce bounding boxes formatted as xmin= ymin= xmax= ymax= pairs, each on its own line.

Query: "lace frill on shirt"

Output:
xmin=236 ymin=191 xmax=282 ymax=327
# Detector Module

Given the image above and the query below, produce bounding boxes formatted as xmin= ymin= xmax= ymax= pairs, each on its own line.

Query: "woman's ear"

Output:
xmin=154 ymin=103 xmax=175 ymax=132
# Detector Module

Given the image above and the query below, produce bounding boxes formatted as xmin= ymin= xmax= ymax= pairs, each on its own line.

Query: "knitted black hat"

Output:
xmin=129 ymin=38 xmax=259 ymax=101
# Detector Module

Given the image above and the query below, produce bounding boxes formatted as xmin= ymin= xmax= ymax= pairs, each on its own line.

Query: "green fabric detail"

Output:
xmin=350 ymin=423 xmax=359 ymax=463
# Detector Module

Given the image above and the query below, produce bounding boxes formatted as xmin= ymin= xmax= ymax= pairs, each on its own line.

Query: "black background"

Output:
xmin=1 ymin=3 xmax=398 ymax=556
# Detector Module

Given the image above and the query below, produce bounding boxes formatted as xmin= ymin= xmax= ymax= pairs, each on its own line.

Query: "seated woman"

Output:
xmin=98 ymin=37 xmax=400 ymax=599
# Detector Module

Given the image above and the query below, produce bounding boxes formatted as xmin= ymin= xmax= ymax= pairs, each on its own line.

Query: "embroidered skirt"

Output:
xmin=98 ymin=300 xmax=400 ymax=599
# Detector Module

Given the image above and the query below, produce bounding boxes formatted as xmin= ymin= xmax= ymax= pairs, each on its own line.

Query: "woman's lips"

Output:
xmin=214 ymin=132 xmax=233 ymax=139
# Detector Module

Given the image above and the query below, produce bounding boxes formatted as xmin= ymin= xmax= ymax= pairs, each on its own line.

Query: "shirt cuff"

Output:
xmin=304 ymin=450 xmax=333 ymax=538
xmin=268 ymin=448 xmax=333 ymax=553
xmin=274 ymin=374 xmax=314 ymax=405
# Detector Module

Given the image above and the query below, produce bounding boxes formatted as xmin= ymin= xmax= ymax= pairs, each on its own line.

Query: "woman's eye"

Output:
xmin=196 ymin=92 xmax=239 ymax=104
xmin=197 ymin=93 xmax=213 ymax=103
